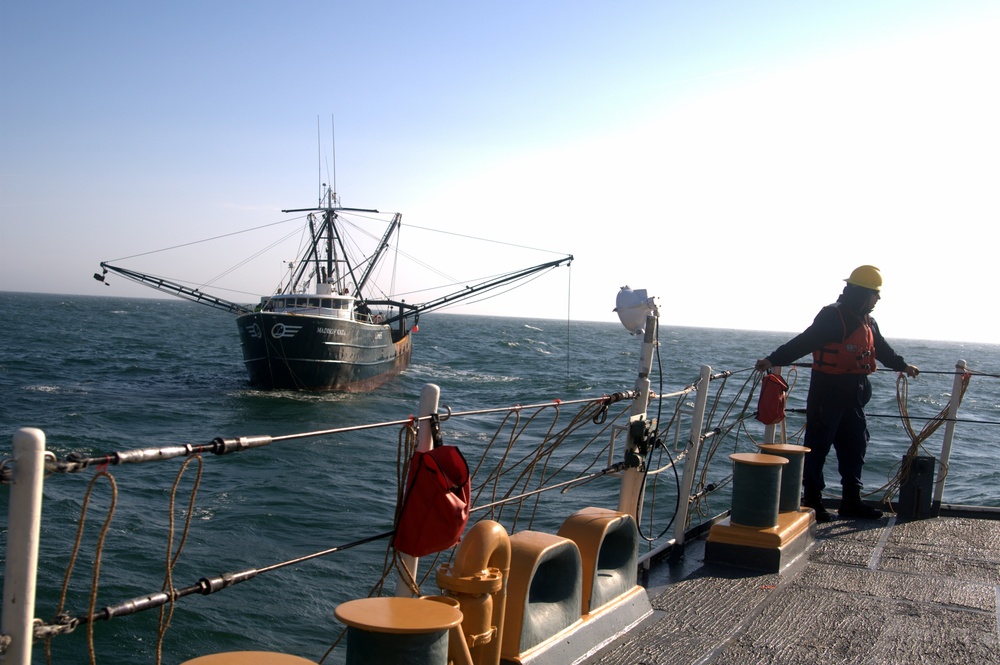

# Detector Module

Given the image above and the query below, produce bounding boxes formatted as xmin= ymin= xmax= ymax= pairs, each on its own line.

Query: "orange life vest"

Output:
xmin=812 ymin=305 xmax=876 ymax=375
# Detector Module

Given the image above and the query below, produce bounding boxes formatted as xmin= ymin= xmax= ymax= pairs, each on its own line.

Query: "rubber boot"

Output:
xmin=803 ymin=489 xmax=832 ymax=523
xmin=839 ymin=486 xmax=883 ymax=519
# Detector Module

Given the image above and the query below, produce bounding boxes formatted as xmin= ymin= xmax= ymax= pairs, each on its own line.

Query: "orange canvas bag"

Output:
xmin=755 ymin=372 xmax=789 ymax=425
xmin=393 ymin=445 xmax=471 ymax=557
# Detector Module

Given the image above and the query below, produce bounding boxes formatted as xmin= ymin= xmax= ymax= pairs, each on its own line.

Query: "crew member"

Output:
xmin=755 ymin=265 xmax=919 ymax=521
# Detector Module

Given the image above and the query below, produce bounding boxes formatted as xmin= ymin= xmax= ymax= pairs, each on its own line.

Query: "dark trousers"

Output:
xmin=802 ymin=401 xmax=869 ymax=493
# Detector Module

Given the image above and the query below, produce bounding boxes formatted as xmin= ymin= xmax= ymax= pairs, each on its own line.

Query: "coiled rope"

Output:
xmin=876 ymin=370 xmax=972 ymax=509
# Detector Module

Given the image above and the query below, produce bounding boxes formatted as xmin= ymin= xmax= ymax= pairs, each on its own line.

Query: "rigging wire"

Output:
xmin=205 ymin=224 xmax=307 ymax=289
xmin=400 ymin=222 xmax=571 ymax=256
xmin=564 ymin=263 xmax=573 ymax=386
xmin=106 ymin=216 xmax=306 ymax=263
xmin=641 ymin=323 xmax=683 ymax=542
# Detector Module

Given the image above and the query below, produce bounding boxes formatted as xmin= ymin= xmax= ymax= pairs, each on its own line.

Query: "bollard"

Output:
xmin=757 ymin=444 xmax=810 ymax=512
xmin=334 ymin=596 xmax=463 ymax=665
xmin=706 ymin=452 xmax=815 ymax=572
xmin=180 ymin=653 xmax=317 ymax=664
xmin=729 ymin=453 xmax=788 ymax=528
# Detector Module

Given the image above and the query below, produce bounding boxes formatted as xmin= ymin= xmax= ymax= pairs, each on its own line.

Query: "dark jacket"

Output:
xmin=766 ymin=300 xmax=908 ymax=409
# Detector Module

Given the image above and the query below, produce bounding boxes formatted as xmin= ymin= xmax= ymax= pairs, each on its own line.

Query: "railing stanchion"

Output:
xmin=673 ymin=365 xmax=713 ymax=546
xmin=932 ymin=359 xmax=967 ymax=516
xmin=2 ymin=428 xmax=46 ymax=665
xmin=395 ymin=384 xmax=441 ymax=596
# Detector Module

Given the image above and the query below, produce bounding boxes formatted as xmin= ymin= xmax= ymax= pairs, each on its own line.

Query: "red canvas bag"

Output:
xmin=755 ymin=372 xmax=789 ymax=425
xmin=394 ymin=445 xmax=471 ymax=557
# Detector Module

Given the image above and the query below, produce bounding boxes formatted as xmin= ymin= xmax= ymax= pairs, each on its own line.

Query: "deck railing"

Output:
xmin=1 ymin=338 xmax=985 ymax=664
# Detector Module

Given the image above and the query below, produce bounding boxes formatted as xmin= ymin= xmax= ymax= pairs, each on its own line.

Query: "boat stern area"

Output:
xmin=590 ymin=512 xmax=1000 ymax=665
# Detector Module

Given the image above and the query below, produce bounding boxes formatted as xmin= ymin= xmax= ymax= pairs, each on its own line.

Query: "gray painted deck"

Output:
xmin=587 ymin=515 xmax=1000 ymax=664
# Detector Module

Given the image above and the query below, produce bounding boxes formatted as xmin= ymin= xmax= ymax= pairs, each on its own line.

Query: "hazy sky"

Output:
xmin=3 ymin=1 xmax=998 ymax=343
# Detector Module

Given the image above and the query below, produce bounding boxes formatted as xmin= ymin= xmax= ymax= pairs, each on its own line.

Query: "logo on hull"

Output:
xmin=245 ymin=323 xmax=263 ymax=339
xmin=270 ymin=323 xmax=303 ymax=339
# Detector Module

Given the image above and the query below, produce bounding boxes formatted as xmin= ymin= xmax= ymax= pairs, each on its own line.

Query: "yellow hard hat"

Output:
xmin=845 ymin=265 xmax=882 ymax=291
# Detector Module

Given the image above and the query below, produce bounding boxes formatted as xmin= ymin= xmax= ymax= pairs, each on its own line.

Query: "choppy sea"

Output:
xmin=2 ymin=291 xmax=998 ymax=663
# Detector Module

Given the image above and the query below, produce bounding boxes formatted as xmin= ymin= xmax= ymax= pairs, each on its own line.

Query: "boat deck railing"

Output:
xmin=1 ymin=341 xmax=994 ymax=663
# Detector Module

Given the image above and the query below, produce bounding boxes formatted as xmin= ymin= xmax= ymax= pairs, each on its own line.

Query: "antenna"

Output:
xmin=316 ymin=116 xmax=322 ymax=206
xmin=331 ymin=114 xmax=337 ymax=205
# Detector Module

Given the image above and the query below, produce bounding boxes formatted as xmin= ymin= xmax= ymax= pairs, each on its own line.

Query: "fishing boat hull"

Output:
xmin=236 ymin=312 xmax=411 ymax=391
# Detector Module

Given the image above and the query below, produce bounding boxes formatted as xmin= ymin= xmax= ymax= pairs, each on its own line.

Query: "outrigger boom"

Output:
xmin=95 ymin=254 xmax=574 ymax=325
xmin=94 ymin=264 xmax=252 ymax=315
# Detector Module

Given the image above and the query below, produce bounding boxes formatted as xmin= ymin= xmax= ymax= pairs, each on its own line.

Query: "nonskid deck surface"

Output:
xmin=589 ymin=515 xmax=1000 ymax=664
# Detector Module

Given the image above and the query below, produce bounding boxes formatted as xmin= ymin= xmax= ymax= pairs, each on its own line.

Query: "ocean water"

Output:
xmin=2 ymin=291 xmax=999 ymax=664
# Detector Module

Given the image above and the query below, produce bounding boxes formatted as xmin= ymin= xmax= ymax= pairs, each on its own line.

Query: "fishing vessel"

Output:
xmin=3 ymin=290 xmax=999 ymax=665
xmin=95 ymin=186 xmax=572 ymax=391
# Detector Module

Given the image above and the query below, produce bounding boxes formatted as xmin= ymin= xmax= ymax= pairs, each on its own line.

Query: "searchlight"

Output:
xmin=614 ymin=286 xmax=658 ymax=335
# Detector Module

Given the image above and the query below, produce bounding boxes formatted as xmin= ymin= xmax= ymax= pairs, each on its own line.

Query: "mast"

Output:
xmin=326 ymin=205 xmax=336 ymax=291
xmin=282 ymin=214 xmax=320 ymax=294
xmin=354 ymin=213 xmax=401 ymax=295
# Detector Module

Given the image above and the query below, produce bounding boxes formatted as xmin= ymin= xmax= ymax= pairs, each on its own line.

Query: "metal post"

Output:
xmin=617 ymin=313 xmax=657 ymax=522
xmin=2 ymin=428 xmax=46 ymax=665
xmin=931 ymin=360 xmax=967 ymax=515
xmin=763 ymin=421 xmax=778 ymax=444
xmin=673 ymin=365 xmax=713 ymax=545
xmin=395 ymin=384 xmax=441 ymax=596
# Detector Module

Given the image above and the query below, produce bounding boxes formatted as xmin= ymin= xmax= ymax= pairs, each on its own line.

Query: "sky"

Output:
xmin=2 ymin=1 xmax=998 ymax=344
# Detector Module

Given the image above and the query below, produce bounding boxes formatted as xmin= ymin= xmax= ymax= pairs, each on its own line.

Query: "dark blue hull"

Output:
xmin=236 ymin=312 xmax=411 ymax=391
